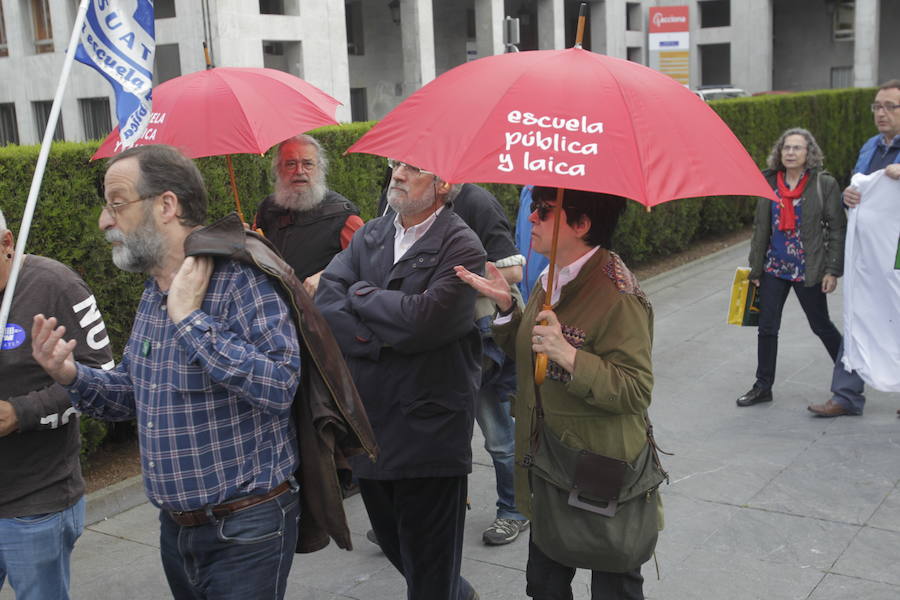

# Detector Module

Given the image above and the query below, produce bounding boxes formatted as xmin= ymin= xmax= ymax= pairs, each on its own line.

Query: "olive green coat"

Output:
xmin=748 ymin=168 xmax=846 ymax=286
xmin=493 ymin=249 xmax=656 ymax=520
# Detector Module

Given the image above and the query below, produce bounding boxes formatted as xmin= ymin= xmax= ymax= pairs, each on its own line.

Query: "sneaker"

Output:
xmin=482 ymin=517 xmax=529 ymax=546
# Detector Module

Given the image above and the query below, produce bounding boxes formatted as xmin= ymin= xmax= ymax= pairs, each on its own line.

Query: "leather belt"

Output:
xmin=167 ymin=480 xmax=292 ymax=527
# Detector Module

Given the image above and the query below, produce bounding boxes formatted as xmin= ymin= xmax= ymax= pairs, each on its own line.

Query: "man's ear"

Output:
xmin=1 ymin=229 xmax=13 ymax=253
xmin=158 ymin=191 xmax=181 ymax=224
xmin=573 ymin=215 xmax=592 ymax=240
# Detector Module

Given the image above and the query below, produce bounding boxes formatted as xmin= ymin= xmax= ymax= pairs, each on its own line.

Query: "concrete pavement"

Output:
xmin=5 ymin=239 xmax=899 ymax=599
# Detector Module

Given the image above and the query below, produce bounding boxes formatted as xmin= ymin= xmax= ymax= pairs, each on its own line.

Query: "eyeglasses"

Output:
xmin=280 ymin=159 xmax=317 ymax=172
xmin=871 ymin=102 xmax=900 ymax=113
xmin=530 ymin=199 xmax=556 ymax=221
xmin=387 ymin=159 xmax=434 ymax=177
xmin=781 ymin=144 xmax=808 ymax=153
xmin=101 ymin=195 xmax=155 ymax=218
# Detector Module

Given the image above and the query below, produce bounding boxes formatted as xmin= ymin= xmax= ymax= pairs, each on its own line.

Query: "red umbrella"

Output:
xmin=348 ymin=34 xmax=774 ymax=383
xmin=348 ymin=48 xmax=774 ymax=206
xmin=93 ymin=67 xmax=341 ymax=159
xmin=93 ymin=67 xmax=341 ymax=219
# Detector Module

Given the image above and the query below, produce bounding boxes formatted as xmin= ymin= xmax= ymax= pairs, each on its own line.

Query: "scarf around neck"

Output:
xmin=775 ymin=170 xmax=810 ymax=231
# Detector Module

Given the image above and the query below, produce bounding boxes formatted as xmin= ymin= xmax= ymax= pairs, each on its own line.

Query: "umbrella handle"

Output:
xmin=534 ymin=351 xmax=548 ymax=385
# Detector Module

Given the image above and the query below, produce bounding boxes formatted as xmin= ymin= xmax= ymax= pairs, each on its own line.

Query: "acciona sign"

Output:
xmin=652 ymin=12 xmax=687 ymax=28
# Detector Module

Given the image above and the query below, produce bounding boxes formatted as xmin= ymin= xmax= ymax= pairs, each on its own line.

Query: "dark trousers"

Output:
xmin=158 ymin=487 xmax=300 ymax=600
xmin=755 ymin=272 xmax=843 ymax=390
xmin=359 ymin=476 xmax=472 ymax=600
xmin=525 ymin=537 xmax=644 ymax=600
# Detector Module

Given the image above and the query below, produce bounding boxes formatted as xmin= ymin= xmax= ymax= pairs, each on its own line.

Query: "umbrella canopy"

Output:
xmin=93 ymin=67 xmax=341 ymax=159
xmin=348 ymin=47 xmax=776 ymax=205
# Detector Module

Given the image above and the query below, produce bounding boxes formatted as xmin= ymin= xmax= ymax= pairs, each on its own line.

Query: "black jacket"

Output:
xmin=315 ymin=207 xmax=486 ymax=479
xmin=184 ymin=213 xmax=378 ymax=553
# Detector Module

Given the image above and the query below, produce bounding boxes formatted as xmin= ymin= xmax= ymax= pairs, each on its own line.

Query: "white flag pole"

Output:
xmin=0 ymin=0 xmax=91 ymax=339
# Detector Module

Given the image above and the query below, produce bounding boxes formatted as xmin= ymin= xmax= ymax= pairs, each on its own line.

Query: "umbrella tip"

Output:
xmin=574 ymin=2 xmax=587 ymax=49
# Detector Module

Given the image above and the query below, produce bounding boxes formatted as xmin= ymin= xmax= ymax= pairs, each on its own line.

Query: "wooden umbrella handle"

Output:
xmin=533 ymin=188 xmax=565 ymax=386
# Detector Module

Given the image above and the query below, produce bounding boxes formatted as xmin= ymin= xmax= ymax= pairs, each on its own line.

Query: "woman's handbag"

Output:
xmin=525 ymin=386 xmax=669 ymax=572
xmin=727 ymin=267 xmax=761 ymax=326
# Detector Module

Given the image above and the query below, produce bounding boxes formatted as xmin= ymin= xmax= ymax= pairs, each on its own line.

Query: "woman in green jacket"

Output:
xmin=455 ymin=187 xmax=659 ymax=600
xmin=736 ymin=128 xmax=846 ymax=408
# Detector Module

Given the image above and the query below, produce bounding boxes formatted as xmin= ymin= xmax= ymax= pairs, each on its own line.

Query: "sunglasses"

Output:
xmin=530 ymin=199 xmax=556 ymax=221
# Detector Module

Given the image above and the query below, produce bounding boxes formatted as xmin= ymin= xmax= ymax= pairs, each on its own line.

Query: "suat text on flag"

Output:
xmin=75 ymin=0 xmax=155 ymax=149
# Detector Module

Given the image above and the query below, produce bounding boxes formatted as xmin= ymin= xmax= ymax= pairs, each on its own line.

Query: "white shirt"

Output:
xmin=495 ymin=246 xmax=599 ymax=324
xmin=392 ymin=206 xmax=444 ymax=265
xmin=841 ymin=170 xmax=900 ymax=392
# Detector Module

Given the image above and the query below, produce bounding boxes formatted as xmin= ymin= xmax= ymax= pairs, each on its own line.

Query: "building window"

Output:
xmin=156 ymin=0 xmax=176 ymax=19
xmin=263 ymin=40 xmax=302 ymax=78
xmin=350 ymin=88 xmax=368 ymax=122
xmin=346 ymin=1 xmax=364 ymax=55
xmin=627 ymin=46 xmax=643 ymax=64
xmin=0 ymin=2 xmax=9 ymax=57
xmin=626 ymin=3 xmax=642 ymax=32
xmin=699 ymin=43 xmax=730 ymax=86
xmin=699 ymin=0 xmax=730 ymax=28
xmin=30 ymin=0 xmax=55 ymax=54
xmin=0 ymin=103 xmax=19 ymax=145
xmin=33 ymin=100 xmax=64 ymax=141
xmin=155 ymin=43 xmax=182 ymax=84
xmin=831 ymin=66 xmax=853 ymax=88
xmin=833 ymin=1 xmax=854 ymax=41
xmin=80 ymin=97 xmax=112 ymax=140
xmin=259 ymin=0 xmax=298 ymax=16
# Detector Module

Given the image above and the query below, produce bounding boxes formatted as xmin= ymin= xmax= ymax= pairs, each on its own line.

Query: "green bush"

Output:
xmin=0 ymin=86 xmax=878 ymax=462
xmin=79 ymin=416 xmax=108 ymax=466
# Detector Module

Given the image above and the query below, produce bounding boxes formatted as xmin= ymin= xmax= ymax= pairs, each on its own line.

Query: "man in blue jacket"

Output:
xmin=808 ymin=79 xmax=900 ymax=417
xmin=316 ymin=159 xmax=485 ymax=600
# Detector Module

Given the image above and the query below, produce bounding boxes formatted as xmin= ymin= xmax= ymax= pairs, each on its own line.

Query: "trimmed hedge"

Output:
xmin=0 ymin=86 xmax=878 ymax=459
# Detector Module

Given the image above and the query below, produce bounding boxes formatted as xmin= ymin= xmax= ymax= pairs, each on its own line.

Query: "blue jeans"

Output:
xmin=475 ymin=386 xmax=525 ymax=521
xmin=0 ymin=496 xmax=85 ymax=600
xmin=830 ymin=341 xmax=866 ymax=414
xmin=159 ymin=483 xmax=300 ymax=600
xmin=755 ymin=272 xmax=843 ymax=390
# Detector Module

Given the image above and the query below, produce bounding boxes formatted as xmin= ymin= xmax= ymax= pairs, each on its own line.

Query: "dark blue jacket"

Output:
xmin=315 ymin=207 xmax=486 ymax=479
xmin=854 ymin=134 xmax=900 ymax=175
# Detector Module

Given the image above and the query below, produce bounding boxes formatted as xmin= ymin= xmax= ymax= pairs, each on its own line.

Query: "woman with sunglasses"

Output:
xmin=455 ymin=187 xmax=660 ymax=600
xmin=735 ymin=128 xmax=846 ymax=410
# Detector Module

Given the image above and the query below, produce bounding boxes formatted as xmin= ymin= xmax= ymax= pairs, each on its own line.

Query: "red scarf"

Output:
xmin=775 ymin=171 xmax=809 ymax=232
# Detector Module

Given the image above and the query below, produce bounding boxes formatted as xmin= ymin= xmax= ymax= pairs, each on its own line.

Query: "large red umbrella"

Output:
xmin=348 ymin=48 xmax=774 ymax=206
xmin=93 ymin=67 xmax=341 ymax=159
xmin=348 ymin=40 xmax=774 ymax=383
xmin=93 ymin=67 xmax=341 ymax=220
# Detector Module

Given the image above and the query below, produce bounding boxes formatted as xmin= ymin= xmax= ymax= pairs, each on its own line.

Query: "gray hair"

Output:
xmin=444 ymin=182 xmax=463 ymax=204
xmin=107 ymin=145 xmax=208 ymax=226
xmin=766 ymin=127 xmax=825 ymax=171
xmin=271 ymin=134 xmax=329 ymax=180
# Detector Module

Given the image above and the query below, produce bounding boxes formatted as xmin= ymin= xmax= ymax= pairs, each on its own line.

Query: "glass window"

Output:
xmin=31 ymin=0 xmax=54 ymax=54
xmin=32 ymin=100 xmax=64 ymax=141
xmin=0 ymin=103 xmax=19 ymax=145
xmin=699 ymin=0 xmax=730 ymax=28
xmin=79 ymin=97 xmax=112 ymax=140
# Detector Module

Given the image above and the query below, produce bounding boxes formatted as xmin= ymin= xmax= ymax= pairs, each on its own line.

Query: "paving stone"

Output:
xmin=808 ymin=573 xmax=900 ymax=600
xmin=831 ymin=526 xmax=900 ymax=586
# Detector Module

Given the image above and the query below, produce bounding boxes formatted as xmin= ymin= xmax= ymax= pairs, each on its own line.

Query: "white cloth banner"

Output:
xmin=841 ymin=169 xmax=900 ymax=391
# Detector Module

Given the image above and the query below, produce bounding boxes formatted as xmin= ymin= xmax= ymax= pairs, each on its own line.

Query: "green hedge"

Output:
xmin=0 ymin=86 xmax=878 ymax=459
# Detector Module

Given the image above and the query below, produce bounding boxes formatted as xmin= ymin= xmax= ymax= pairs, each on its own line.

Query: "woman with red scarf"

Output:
xmin=736 ymin=128 xmax=846 ymax=408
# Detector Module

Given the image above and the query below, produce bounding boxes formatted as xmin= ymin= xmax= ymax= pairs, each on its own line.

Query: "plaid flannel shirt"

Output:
xmin=68 ymin=259 xmax=300 ymax=511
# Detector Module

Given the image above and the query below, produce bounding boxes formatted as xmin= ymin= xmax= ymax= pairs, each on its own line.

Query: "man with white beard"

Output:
xmin=315 ymin=159 xmax=486 ymax=600
xmin=253 ymin=135 xmax=363 ymax=296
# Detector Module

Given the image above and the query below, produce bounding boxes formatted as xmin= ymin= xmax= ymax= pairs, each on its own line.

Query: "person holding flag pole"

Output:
xmin=0 ymin=0 xmax=154 ymax=342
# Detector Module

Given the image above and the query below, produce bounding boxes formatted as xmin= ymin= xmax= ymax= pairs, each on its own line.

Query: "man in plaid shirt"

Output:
xmin=32 ymin=145 xmax=302 ymax=600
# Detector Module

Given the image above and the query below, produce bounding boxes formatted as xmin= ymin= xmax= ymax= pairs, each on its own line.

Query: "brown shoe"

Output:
xmin=808 ymin=399 xmax=855 ymax=417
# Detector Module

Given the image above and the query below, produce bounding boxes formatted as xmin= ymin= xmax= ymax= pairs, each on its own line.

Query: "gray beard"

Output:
xmin=106 ymin=208 xmax=166 ymax=274
xmin=386 ymin=185 xmax=436 ymax=217
xmin=273 ymin=177 xmax=327 ymax=212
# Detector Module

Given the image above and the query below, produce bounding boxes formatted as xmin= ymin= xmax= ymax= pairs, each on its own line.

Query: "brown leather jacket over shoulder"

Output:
xmin=184 ymin=213 xmax=378 ymax=553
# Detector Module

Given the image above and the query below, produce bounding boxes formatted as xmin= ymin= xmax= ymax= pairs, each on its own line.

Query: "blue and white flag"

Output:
xmin=75 ymin=0 xmax=155 ymax=149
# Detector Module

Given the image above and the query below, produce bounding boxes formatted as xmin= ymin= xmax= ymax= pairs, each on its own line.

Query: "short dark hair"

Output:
xmin=531 ymin=187 xmax=627 ymax=249
xmin=107 ymin=145 xmax=207 ymax=226
xmin=878 ymin=79 xmax=900 ymax=92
